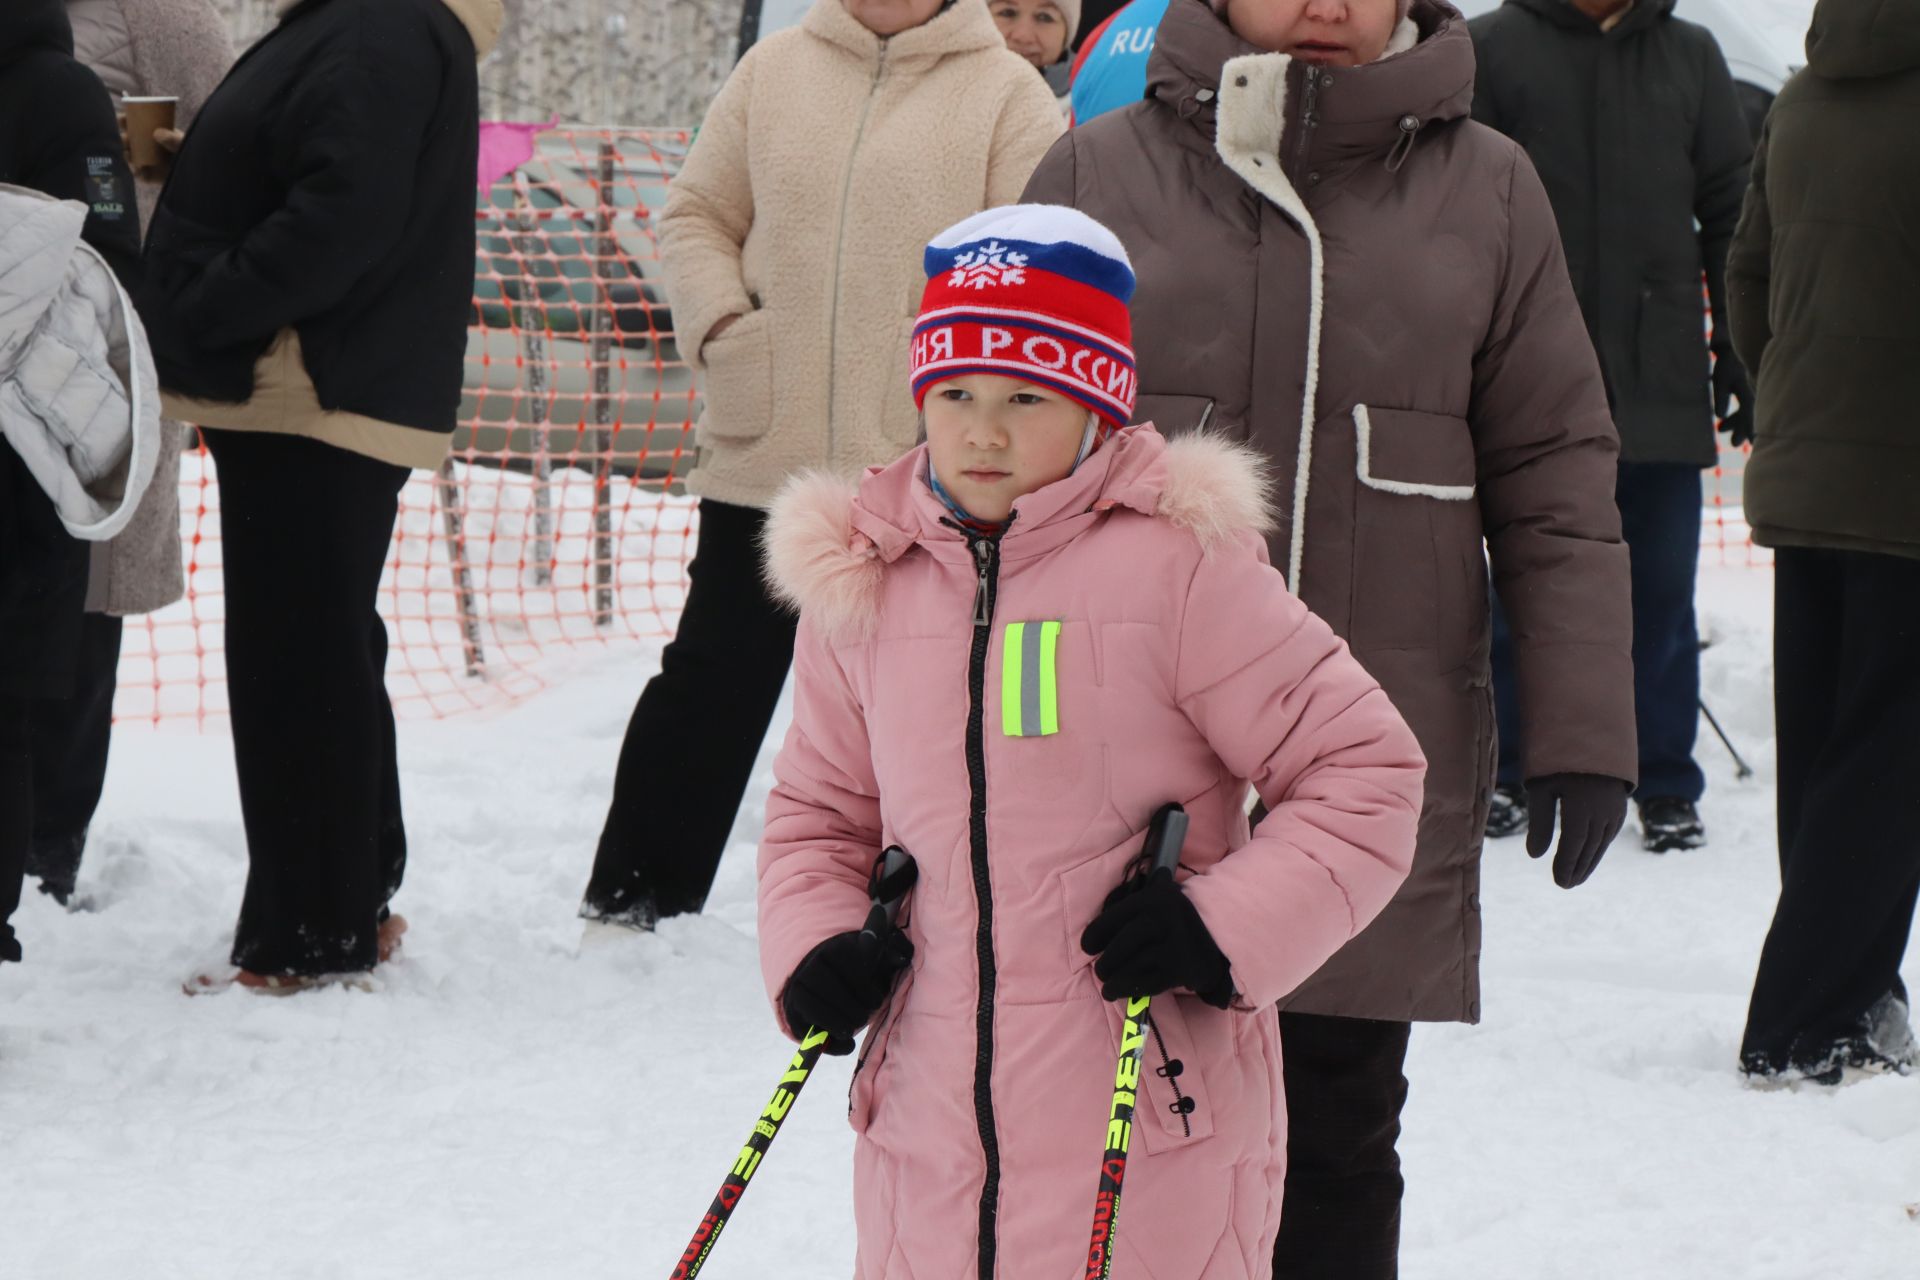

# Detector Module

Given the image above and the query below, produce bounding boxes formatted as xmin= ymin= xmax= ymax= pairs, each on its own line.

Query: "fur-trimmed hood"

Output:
xmin=763 ymin=426 xmax=1275 ymax=640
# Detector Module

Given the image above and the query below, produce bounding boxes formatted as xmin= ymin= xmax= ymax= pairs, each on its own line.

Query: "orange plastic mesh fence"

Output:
xmin=116 ymin=128 xmax=701 ymax=727
xmin=112 ymin=127 xmax=1767 ymax=728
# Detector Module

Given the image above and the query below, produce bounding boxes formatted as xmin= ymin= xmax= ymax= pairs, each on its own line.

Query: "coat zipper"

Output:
xmin=964 ymin=529 xmax=1007 ymax=1279
xmin=1291 ymin=66 xmax=1324 ymax=181
xmin=824 ymin=39 xmax=891 ymax=468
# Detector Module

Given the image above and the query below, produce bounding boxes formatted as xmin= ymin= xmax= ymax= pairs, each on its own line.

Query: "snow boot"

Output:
xmin=1485 ymin=783 xmax=1528 ymax=840
xmin=1638 ymin=797 xmax=1706 ymax=852
xmin=579 ymin=891 xmax=658 ymax=933
xmin=1864 ymin=990 xmax=1919 ymax=1072
xmin=25 ymin=833 xmax=84 ymax=908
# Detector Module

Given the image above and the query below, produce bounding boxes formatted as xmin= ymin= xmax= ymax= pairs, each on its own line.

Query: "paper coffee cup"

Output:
xmin=123 ymin=96 xmax=179 ymax=170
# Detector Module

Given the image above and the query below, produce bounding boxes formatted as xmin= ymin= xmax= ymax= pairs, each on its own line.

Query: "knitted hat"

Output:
xmin=911 ymin=205 xmax=1138 ymax=431
xmin=1053 ymin=0 xmax=1083 ymax=47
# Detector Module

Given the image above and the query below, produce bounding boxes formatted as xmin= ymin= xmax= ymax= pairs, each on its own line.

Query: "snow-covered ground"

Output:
xmin=4 ymin=564 xmax=1915 ymax=1279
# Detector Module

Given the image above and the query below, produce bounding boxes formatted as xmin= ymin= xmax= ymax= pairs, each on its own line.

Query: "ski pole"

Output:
xmin=1085 ymin=803 xmax=1189 ymax=1280
xmin=670 ymin=846 xmax=916 ymax=1280
xmin=1698 ymin=697 xmax=1754 ymax=780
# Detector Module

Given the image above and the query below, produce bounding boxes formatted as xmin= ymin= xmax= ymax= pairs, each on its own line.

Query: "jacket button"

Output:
xmin=1235 ymin=75 xmax=1249 ymax=87
xmin=1321 ymin=73 xmax=1334 ymax=88
xmin=1308 ymin=172 xmax=1322 ymax=184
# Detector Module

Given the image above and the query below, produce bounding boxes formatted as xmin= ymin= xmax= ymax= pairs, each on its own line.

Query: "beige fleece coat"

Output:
xmin=67 ymin=0 xmax=235 ymax=616
xmin=663 ymin=0 xmax=1064 ymax=511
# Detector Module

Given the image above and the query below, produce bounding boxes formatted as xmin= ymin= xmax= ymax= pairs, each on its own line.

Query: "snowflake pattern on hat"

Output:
xmin=949 ymin=242 xmax=1030 ymax=289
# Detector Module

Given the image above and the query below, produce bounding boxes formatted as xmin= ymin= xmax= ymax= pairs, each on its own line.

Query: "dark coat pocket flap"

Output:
xmin=1354 ymin=405 xmax=1476 ymax=499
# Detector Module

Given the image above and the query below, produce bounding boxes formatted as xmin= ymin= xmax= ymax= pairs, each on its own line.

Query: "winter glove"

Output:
xmin=1525 ymin=773 xmax=1631 ymax=890
xmin=1080 ymin=868 xmax=1234 ymax=1008
xmin=1712 ymin=350 xmax=1756 ymax=447
xmin=780 ymin=926 xmax=914 ymax=1056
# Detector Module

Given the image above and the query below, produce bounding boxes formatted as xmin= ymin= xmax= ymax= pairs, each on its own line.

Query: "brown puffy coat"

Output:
xmin=1025 ymin=0 xmax=1635 ymax=1023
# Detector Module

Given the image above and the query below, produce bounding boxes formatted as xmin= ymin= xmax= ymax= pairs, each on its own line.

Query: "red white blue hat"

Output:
xmin=911 ymin=205 xmax=1138 ymax=430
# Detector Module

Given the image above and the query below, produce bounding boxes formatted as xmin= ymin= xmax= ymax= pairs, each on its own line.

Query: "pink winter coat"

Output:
xmin=757 ymin=426 xmax=1426 ymax=1279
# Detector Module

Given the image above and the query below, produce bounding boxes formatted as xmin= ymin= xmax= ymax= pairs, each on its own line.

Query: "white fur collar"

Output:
xmin=762 ymin=435 xmax=1276 ymax=641
xmin=1379 ymin=17 xmax=1421 ymax=62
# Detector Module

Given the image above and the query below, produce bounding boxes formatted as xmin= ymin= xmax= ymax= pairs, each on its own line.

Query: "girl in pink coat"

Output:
xmin=756 ymin=205 xmax=1426 ymax=1279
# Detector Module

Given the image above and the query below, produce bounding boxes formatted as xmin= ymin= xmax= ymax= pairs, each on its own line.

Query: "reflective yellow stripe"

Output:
xmin=1038 ymin=621 xmax=1061 ymax=735
xmin=1002 ymin=621 xmax=1061 ymax=737
xmin=1003 ymin=622 xmax=1026 ymax=737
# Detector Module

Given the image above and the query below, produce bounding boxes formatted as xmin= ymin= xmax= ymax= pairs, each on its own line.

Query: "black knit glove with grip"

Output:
xmin=1080 ymin=867 xmax=1235 ymax=1008
xmin=780 ymin=927 xmax=914 ymax=1056
xmin=1526 ymin=773 xmax=1631 ymax=889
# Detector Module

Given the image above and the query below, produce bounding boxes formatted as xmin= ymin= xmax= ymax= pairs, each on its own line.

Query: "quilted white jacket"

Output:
xmin=0 ymin=183 xmax=158 ymax=541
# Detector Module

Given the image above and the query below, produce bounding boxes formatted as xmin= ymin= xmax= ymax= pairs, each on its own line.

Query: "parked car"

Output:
xmin=1455 ymin=0 xmax=1813 ymax=139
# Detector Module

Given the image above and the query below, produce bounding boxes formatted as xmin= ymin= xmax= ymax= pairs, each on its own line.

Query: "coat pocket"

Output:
xmin=1348 ymin=406 xmax=1483 ymax=667
xmin=880 ymin=313 xmax=924 ymax=450
xmin=1635 ymin=277 xmax=1711 ymax=401
xmin=696 ymin=307 xmax=774 ymax=444
xmin=848 ymin=963 xmax=915 ymax=1136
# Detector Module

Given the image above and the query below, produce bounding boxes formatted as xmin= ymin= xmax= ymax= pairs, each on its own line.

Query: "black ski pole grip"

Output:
xmin=1142 ymin=804 xmax=1188 ymax=876
xmin=861 ymin=845 xmax=916 ymax=938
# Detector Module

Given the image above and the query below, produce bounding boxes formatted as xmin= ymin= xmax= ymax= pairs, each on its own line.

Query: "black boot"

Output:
xmin=25 ymin=832 xmax=84 ymax=907
xmin=1485 ymin=783 xmax=1528 ymax=839
xmin=1638 ymin=797 xmax=1706 ymax=852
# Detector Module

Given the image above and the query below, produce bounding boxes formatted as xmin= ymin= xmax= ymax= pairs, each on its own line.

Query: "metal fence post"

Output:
xmin=437 ymin=457 xmax=486 ymax=679
xmin=591 ymin=138 xmax=617 ymax=628
xmin=512 ymin=189 xmax=555 ymax=588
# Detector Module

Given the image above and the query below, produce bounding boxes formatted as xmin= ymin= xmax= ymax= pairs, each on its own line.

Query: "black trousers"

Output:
xmin=26 ymin=611 xmax=123 ymax=896
xmin=1740 ymin=546 xmax=1920 ymax=1073
xmin=204 ymin=429 xmax=409 ymax=976
xmin=583 ymin=499 xmax=798 ymax=920
xmin=1273 ymin=1012 xmax=1413 ymax=1279
xmin=1 ymin=696 xmax=30 ymax=963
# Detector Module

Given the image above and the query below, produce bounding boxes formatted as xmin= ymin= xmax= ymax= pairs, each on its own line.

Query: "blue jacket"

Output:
xmin=1069 ymin=0 xmax=1168 ymax=123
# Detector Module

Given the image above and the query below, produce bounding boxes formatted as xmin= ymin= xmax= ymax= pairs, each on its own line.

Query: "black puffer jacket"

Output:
xmin=137 ymin=0 xmax=487 ymax=466
xmin=1728 ymin=0 xmax=1920 ymax=561
xmin=0 ymin=0 xmax=141 ymax=697
xmin=1469 ymin=0 xmax=1753 ymax=465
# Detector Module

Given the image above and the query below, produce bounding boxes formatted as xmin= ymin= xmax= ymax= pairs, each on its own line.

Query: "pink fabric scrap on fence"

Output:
xmin=477 ymin=117 xmax=561 ymax=191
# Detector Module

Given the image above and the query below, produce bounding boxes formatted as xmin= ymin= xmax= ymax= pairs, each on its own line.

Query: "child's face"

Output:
xmin=925 ymin=375 xmax=1092 ymax=523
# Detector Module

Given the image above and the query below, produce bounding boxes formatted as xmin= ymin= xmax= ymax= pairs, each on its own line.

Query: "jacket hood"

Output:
xmin=802 ymin=0 xmax=1006 ymax=65
xmin=0 ymin=186 xmax=160 ymax=542
xmin=1147 ymin=0 xmax=1475 ymax=162
xmin=1806 ymin=0 xmax=1920 ymax=78
xmin=1504 ymin=0 xmax=1676 ymax=35
xmin=763 ymin=428 xmax=1276 ymax=640
xmin=277 ymin=0 xmax=505 ymax=59
xmin=0 ymin=0 xmax=74 ymax=62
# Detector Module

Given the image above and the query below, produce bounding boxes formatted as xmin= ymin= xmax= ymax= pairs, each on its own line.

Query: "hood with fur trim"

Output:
xmin=763 ymin=426 xmax=1274 ymax=640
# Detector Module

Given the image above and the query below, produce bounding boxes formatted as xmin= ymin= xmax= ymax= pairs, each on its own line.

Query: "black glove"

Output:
xmin=1526 ymin=773 xmax=1631 ymax=889
xmin=1080 ymin=868 xmax=1234 ymax=1008
xmin=780 ymin=926 xmax=913 ymax=1056
xmin=1712 ymin=350 xmax=1755 ymax=447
